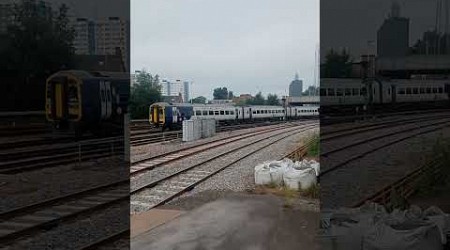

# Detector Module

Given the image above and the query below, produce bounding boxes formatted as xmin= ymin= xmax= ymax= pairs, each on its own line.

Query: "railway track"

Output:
xmin=319 ymin=117 xmax=450 ymax=177
xmin=129 ymin=120 xmax=299 ymax=147
xmin=130 ymin=122 xmax=318 ymax=213
xmin=130 ymin=122 xmax=308 ymax=174
xmin=79 ymin=228 xmax=130 ymax=250
xmin=0 ymin=180 xmax=129 ymax=247
xmin=318 ymin=113 xmax=450 ymax=209
xmin=0 ymin=136 xmax=125 ymax=174
xmin=352 ymin=156 xmax=445 ymax=208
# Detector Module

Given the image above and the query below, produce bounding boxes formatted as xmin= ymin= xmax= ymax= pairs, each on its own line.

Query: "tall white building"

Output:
xmin=161 ymin=79 xmax=190 ymax=103
xmin=73 ymin=17 xmax=129 ymax=71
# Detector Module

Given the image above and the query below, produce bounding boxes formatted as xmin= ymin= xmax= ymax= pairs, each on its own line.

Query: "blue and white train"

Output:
xmin=320 ymin=78 xmax=450 ymax=107
xmin=149 ymin=103 xmax=318 ymax=130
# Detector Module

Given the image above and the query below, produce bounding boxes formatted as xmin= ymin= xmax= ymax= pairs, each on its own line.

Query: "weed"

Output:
xmin=299 ymin=183 xmax=320 ymax=199
xmin=306 ymin=133 xmax=320 ymax=157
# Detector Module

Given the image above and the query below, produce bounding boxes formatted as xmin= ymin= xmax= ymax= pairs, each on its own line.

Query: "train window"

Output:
xmin=398 ymin=88 xmax=405 ymax=94
xmin=438 ymin=87 xmax=443 ymax=93
xmin=352 ymin=88 xmax=359 ymax=96
xmin=225 ymin=111 xmax=229 ymax=115
xmin=253 ymin=110 xmax=256 ymax=114
xmin=320 ymin=88 xmax=326 ymax=96
xmin=327 ymin=88 xmax=335 ymax=96
xmin=209 ymin=111 xmax=214 ymax=115
xmin=265 ymin=110 xmax=268 ymax=114
xmin=203 ymin=111 xmax=208 ymax=115
xmin=282 ymin=110 xmax=285 ymax=113
xmin=413 ymin=88 xmax=418 ymax=94
xmin=230 ymin=111 xmax=234 ymax=115
xmin=433 ymin=87 xmax=438 ymax=93
xmin=220 ymin=111 xmax=224 ymax=115
xmin=406 ymin=88 xmax=412 ymax=94
xmin=196 ymin=110 xmax=201 ymax=116
xmin=336 ymin=88 xmax=343 ymax=96
xmin=420 ymin=87 xmax=425 ymax=94
xmin=68 ymin=86 xmax=78 ymax=101
xmin=426 ymin=87 xmax=431 ymax=93
xmin=256 ymin=110 xmax=260 ymax=114
xmin=361 ymin=87 xmax=367 ymax=96
xmin=345 ymin=88 xmax=351 ymax=96
xmin=214 ymin=111 xmax=219 ymax=115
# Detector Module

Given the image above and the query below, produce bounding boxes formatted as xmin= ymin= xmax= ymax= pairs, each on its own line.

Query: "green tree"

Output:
xmin=247 ymin=92 xmax=265 ymax=105
xmin=321 ymin=49 xmax=353 ymax=78
xmin=266 ymin=94 xmax=279 ymax=105
xmin=191 ymin=96 xmax=207 ymax=104
xmin=130 ymin=69 xmax=162 ymax=119
xmin=228 ymin=91 xmax=234 ymax=100
xmin=213 ymin=87 xmax=229 ymax=99
xmin=302 ymin=86 xmax=319 ymax=96
xmin=0 ymin=0 xmax=76 ymax=110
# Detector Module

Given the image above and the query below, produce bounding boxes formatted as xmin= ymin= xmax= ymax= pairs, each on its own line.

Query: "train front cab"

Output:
xmin=150 ymin=103 xmax=166 ymax=129
xmin=46 ymin=72 xmax=82 ymax=130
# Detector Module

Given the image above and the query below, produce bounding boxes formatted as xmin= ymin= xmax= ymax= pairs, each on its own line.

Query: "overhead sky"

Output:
xmin=131 ymin=0 xmax=319 ymax=100
xmin=321 ymin=0 xmax=442 ymax=61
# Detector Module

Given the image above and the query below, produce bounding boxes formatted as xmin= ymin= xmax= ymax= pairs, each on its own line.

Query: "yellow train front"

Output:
xmin=149 ymin=102 xmax=170 ymax=130
xmin=46 ymin=70 xmax=130 ymax=136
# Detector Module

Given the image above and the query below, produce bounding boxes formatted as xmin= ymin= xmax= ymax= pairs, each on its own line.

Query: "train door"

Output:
xmin=99 ymin=80 xmax=113 ymax=121
xmin=99 ymin=81 xmax=106 ymax=120
xmin=249 ymin=107 xmax=252 ymax=120
xmin=172 ymin=107 xmax=178 ymax=124
xmin=105 ymin=81 xmax=112 ymax=119
xmin=391 ymin=85 xmax=396 ymax=103
xmin=235 ymin=108 xmax=239 ymax=121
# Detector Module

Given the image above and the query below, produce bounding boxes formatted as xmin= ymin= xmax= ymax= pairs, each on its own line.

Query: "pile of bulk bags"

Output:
xmin=254 ymin=158 xmax=320 ymax=190
xmin=182 ymin=118 xmax=216 ymax=142
xmin=319 ymin=203 xmax=450 ymax=249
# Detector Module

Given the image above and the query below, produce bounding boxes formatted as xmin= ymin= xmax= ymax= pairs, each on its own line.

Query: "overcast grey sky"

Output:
xmin=131 ymin=0 xmax=319 ymax=100
xmin=321 ymin=0 xmax=442 ymax=61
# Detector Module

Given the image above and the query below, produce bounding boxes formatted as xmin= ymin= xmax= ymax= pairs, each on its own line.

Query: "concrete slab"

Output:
xmin=131 ymin=194 xmax=320 ymax=250
xmin=131 ymin=208 xmax=184 ymax=238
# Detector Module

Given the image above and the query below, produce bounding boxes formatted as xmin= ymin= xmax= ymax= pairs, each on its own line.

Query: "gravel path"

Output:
xmin=320 ymin=122 xmax=450 ymax=209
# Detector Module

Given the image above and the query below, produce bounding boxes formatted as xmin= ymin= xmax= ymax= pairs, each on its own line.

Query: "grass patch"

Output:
xmin=413 ymin=137 xmax=450 ymax=197
xmin=253 ymin=183 xmax=320 ymax=200
xmin=299 ymin=183 xmax=320 ymax=199
xmin=304 ymin=133 xmax=319 ymax=157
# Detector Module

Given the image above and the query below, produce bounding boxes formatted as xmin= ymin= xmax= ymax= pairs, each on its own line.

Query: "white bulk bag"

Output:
xmin=308 ymin=160 xmax=320 ymax=176
xmin=423 ymin=206 xmax=450 ymax=245
xmin=363 ymin=220 xmax=442 ymax=250
xmin=283 ymin=166 xmax=316 ymax=190
xmin=254 ymin=162 xmax=271 ymax=185
xmin=254 ymin=160 xmax=287 ymax=186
